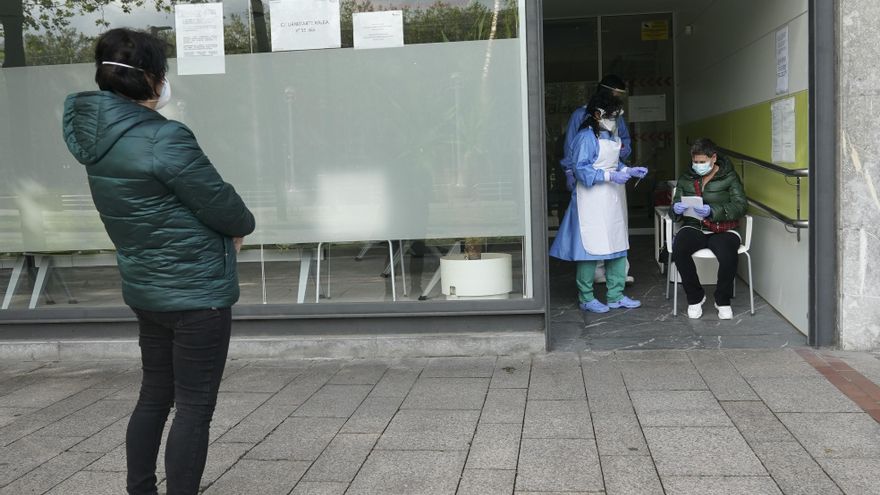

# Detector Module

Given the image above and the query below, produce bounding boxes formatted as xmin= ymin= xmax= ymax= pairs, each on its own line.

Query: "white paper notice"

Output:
xmin=270 ymin=0 xmax=341 ymax=52
xmin=681 ymin=196 xmax=704 ymax=220
xmin=628 ymin=94 xmax=667 ymax=123
xmin=771 ymin=97 xmax=796 ymax=163
xmin=353 ymin=11 xmax=404 ymax=50
xmin=776 ymin=25 xmax=789 ymax=95
xmin=175 ymin=3 xmax=225 ymax=75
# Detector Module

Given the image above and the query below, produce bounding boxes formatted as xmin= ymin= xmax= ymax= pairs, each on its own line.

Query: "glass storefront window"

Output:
xmin=0 ymin=0 xmax=532 ymax=312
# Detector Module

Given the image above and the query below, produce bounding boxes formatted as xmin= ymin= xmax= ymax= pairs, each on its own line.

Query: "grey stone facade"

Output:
xmin=838 ymin=0 xmax=880 ymax=349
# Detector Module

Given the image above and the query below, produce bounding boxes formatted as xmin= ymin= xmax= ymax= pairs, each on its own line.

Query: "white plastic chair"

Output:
xmin=664 ymin=212 xmax=754 ymax=316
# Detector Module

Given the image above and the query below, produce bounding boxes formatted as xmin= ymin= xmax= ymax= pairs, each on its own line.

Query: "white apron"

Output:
xmin=575 ymin=138 xmax=629 ymax=255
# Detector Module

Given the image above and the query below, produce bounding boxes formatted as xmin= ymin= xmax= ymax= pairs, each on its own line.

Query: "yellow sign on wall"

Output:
xmin=641 ymin=20 xmax=669 ymax=41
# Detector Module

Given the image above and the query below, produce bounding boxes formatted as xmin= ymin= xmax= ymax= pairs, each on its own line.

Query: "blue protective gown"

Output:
xmin=550 ymin=129 xmax=628 ymax=261
xmin=560 ymin=106 xmax=631 ymax=171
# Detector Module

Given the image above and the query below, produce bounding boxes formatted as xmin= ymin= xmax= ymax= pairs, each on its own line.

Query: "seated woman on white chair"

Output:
xmin=670 ymin=138 xmax=747 ymax=320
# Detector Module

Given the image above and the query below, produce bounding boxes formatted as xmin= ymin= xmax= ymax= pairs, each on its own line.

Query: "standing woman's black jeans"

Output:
xmin=126 ymin=307 xmax=231 ymax=495
xmin=671 ymin=227 xmax=741 ymax=306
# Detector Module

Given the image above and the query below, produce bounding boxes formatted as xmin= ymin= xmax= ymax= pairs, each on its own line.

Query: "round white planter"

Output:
xmin=440 ymin=253 xmax=513 ymax=299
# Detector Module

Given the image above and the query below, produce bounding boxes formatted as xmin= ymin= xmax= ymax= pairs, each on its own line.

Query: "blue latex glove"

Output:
xmin=564 ymin=169 xmax=576 ymax=191
xmin=609 ymin=170 xmax=631 ymax=185
xmin=694 ymin=204 xmax=712 ymax=218
xmin=672 ymin=202 xmax=687 ymax=215
xmin=627 ymin=166 xmax=649 ymax=178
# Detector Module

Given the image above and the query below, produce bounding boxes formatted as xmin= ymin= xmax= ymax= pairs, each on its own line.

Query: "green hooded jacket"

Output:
xmin=670 ymin=154 xmax=748 ymax=230
xmin=62 ymin=91 xmax=255 ymax=311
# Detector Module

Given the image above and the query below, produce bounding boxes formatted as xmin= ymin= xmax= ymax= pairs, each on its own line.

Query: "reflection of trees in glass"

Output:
xmin=338 ymin=0 xmax=518 ymax=47
xmin=25 ymin=27 xmax=95 ymax=65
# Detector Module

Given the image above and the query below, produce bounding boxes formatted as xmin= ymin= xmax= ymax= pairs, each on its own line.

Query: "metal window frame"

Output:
xmin=808 ymin=0 xmax=838 ymax=347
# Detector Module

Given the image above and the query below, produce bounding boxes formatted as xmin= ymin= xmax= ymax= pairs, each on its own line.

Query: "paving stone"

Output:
xmin=630 ymin=391 xmax=731 ymax=427
xmin=582 ymin=358 xmax=633 ymax=413
xmin=529 ymin=354 xmax=586 ymax=400
xmin=480 ymin=388 xmax=527 ymax=424
xmin=198 ymin=442 xmax=252 ymax=489
xmin=270 ymin=369 xmax=337 ymax=406
xmin=329 ymin=362 xmax=388 ymax=385
xmin=203 ymin=459 xmax=310 ymax=494
xmin=368 ymin=368 xmax=421 ymax=398
xmin=523 ymin=400 xmax=593 ymax=439
xmin=0 ymin=435 xmax=84 ymax=486
xmin=216 ymin=401 xmax=296 ymax=444
xmin=752 ymin=442 xmax=843 ymax=495
xmin=466 ymin=423 xmax=521 ymax=470
xmin=43 ymin=470 xmax=127 ymax=495
xmin=643 ymin=427 xmax=767 ymax=477
xmin=613 ymin=350 xmax=692 ymax=362
xmin=34 ymin=399 xmax=132 ymax=438
xmin=491 ymin=356 xmax=532 ymax=389
xmin=376 ymin=409 xmax=479 ymax=450
xmin=400 ymin=378 xmax=488 ymax=410
xmin=302 ymin=433 xmax=378 ymax=482
xmin=618 ymin=361 xmax=707 ymax=391
xmin=340 ymin=395 xmax=404 ymax=434
xmin=84 ymin=444 xmax=127 ymax=473
xmin=592 ymin=411 xmax=649 ymax=456
xmin=725 ymin=349 xmax=820 ymax=379
xmin=720 ymin=401 xmax=794 ymax=444
xmin=777 ymin=412 xmax=880 ymax=458
xmin=0 ymin=451 xmax=101 ymax=495
xmin=747 ymin=377 xmax=862 ymax=413
xmin=419 ymin=357 xmax=495 ymax=378
xmin=0 ymin=407 xmax=35 ymax=428
xmin=458 ymin=469 xmax=516 ymax=495
xmin=347 ymin=450 xmax=466 ymax=495
xmin=245 ymin=417 xmax=345 ymax=461
xmin=600 ymin=455 xmax=663 ymax=495
xmin=688 ymin=350 xmax=760 ymax=400
xmin=219 ymin=366 xmax=302 ymax=393
xmin=818 ymin=458 xmax=880 ymax=495
xmin=290 ymin=481 xmax=349 ymax=495
xmin=292 ymin=385 xmax=372 ymax=418
xmin=0 ymin=378 xmax=100 ymax=409
xmin=662 ymin=476 xmax=782 ymax=494
xmin=69 ymin=415 xmax=129 ymax=453
xmin=515 ymin=438 xmax=603 ymax=492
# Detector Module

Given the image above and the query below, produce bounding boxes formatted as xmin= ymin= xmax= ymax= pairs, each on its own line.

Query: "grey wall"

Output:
xmin=837 ymin=1 xmax=880 ymax=349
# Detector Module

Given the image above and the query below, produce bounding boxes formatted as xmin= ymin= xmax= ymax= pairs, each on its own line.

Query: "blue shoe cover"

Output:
xmin=608 ymin=296 xmax=641 ymax=309
xmin=579 ymin=299 xmax=610 ymax=313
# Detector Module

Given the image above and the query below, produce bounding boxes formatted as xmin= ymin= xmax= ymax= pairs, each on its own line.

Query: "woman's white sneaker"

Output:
xmin=687 ymin=296 xmax=706 ymax=319
xmin=715 ymin=304 xmax=733 ymax=320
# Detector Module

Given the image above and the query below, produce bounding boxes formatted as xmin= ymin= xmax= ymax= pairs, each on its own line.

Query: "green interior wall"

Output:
xmin=678 ymin=90 xmax=809 ymax=220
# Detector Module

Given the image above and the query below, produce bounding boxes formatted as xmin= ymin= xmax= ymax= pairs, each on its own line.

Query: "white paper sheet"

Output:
xmin=628 ymin=94 xmax=667 ymax=123
xmin=776 ymin=26 xmax=789 ymax=95
xmin=270 ymin=0 xmax=341 ymax=52
xmin=681 ymin=196 xmax=704 ymax=220
xmin=175 ymin=3 xmax=226 ymax=75
xmin=353 ymin=11 xmax=404 ymax=50
xmin=771 ymin=97 xmax=796 ymax=163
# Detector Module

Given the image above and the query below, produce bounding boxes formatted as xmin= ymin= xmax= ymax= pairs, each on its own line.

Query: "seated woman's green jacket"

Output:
xmin=670 ymin=155 xmax=748 ymax=230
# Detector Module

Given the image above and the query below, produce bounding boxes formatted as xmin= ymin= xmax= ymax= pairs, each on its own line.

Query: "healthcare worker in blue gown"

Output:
xmin=560 ymin=75 xmax=633 ymax=284
xmin=550 ymin=92 xmax=648 ymax=313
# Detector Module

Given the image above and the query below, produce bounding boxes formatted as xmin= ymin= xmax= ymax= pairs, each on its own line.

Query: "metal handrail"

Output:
xmin=714 ymin=145 xmax=809 ymax=241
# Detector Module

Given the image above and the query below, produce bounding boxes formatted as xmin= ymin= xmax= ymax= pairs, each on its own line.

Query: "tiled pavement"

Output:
xmin=2 ymin=349 xmax=880 ymax=494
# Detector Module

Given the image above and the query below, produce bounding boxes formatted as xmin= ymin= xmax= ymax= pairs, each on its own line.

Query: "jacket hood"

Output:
xmin=62 ymin=91 xmax=165 ymax=165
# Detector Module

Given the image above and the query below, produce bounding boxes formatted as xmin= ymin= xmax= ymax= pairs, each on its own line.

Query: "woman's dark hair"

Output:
xmin=579 ymin=91 xmax=623 ymax=137
xmin=94 ymin=28 xmax=169 ymax=101
xmin=690 ymin=138 xmax=719 ymax=158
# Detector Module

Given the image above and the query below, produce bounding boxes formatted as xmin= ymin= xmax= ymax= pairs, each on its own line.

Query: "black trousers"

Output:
xmin=126 ymin=307 xmax=231 ymax=495
xmin=671 ymin=227 xmax=740 ymax=306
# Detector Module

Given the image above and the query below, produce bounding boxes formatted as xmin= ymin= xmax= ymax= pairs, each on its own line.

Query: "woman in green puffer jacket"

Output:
xmin=669 ymin=138 xmax=747 ymax=321
xmin=62 ymin=28 xmax=254 ymax=495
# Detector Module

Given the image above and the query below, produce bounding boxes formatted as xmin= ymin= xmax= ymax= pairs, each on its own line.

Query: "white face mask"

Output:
xmin=154 ymin=78 xmax=171 ymax=110
xmin=601 ymin=118 xmax=617 ymax=132
xmin=692 ymin=161 xmax=713 ymax=176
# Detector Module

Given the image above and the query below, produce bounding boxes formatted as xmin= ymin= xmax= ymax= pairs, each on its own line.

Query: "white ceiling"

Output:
xmin=543 ymin=0 xmax=710 ymax=20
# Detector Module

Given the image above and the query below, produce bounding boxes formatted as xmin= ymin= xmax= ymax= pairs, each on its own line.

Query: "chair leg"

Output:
xmin=665 ymin=261 xmax=671 ymax=299
xmin=386 ymin=240 xmax=397 ymax=301
xmin=315 ymin=242 xmax=323 ymax=303
xmin=399 ymin=240 xmax=407 ymax=296
xmin=671 ymin=261 xmax=678 ymax=316
xmin=29 ymin=256 xmax=51 ymax=309
xmin=746 ymin=252 xmax=755 ymax=315
xmin=2 ymin=256 xmax=26 ymax=310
